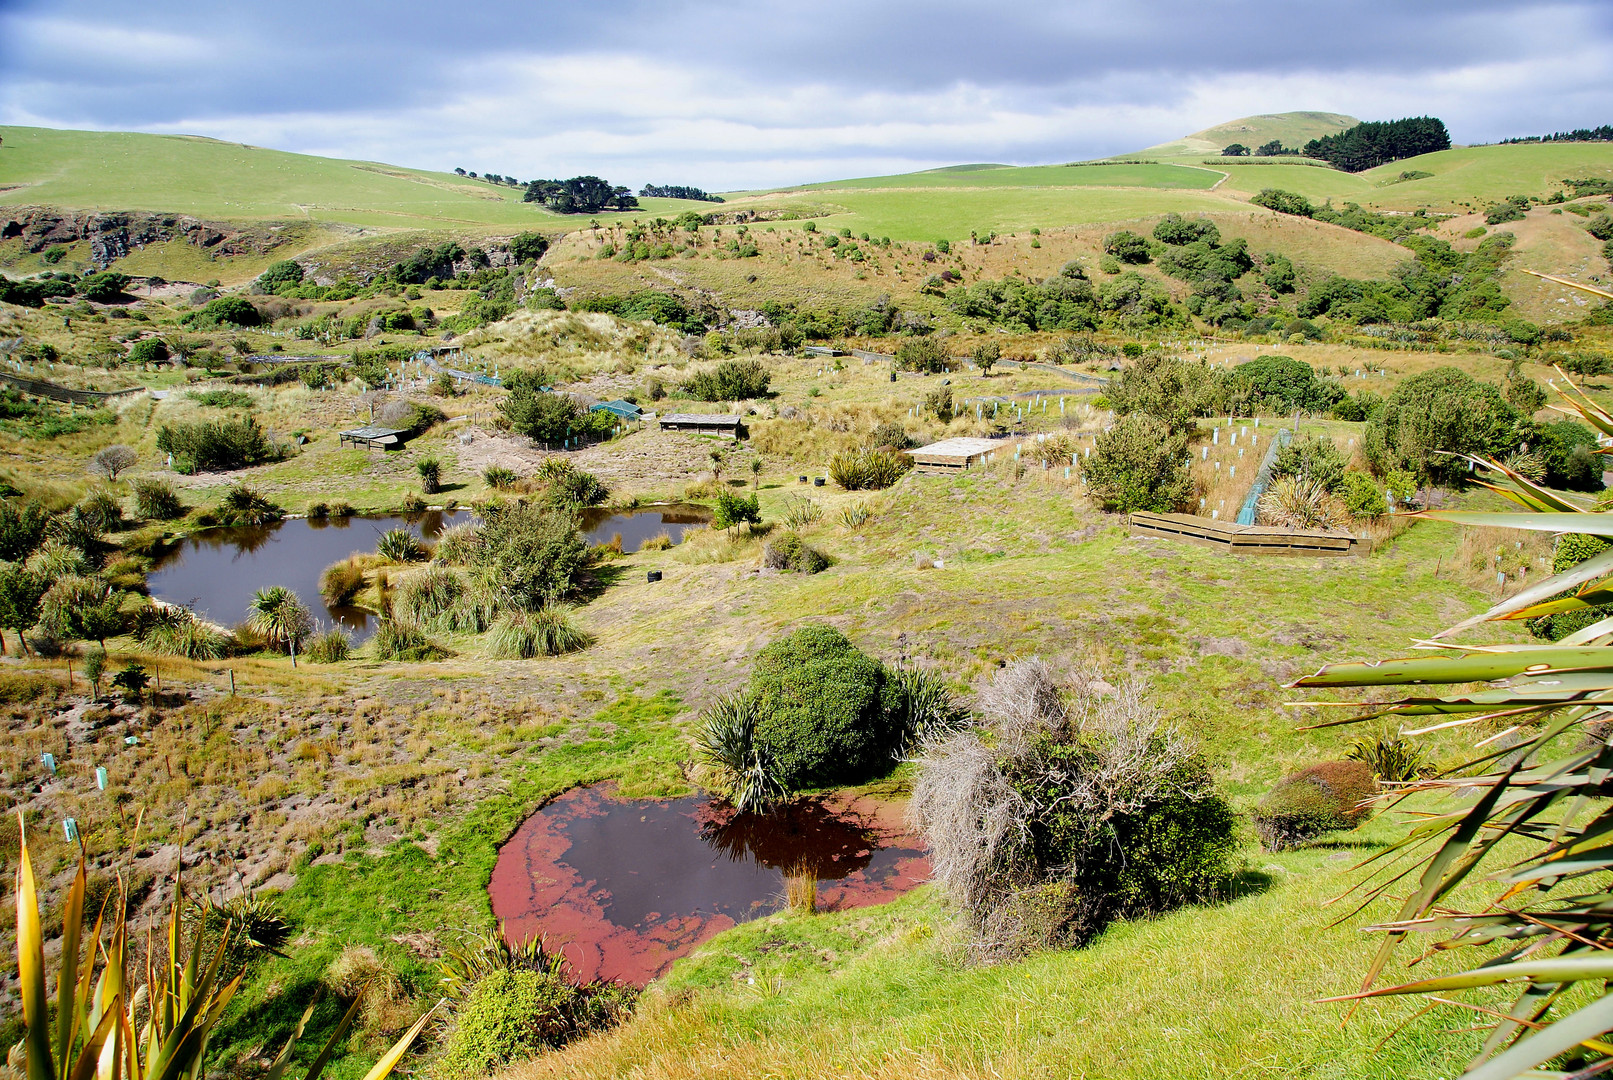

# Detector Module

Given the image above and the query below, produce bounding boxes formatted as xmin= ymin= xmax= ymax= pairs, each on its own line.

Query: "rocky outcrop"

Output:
xmin=0 ymin=207 xmax=298 ymax=267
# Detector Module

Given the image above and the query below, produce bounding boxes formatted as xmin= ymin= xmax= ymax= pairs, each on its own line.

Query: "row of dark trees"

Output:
xmin=522 ymin=176 xmax=638 ymax=213
xmin=638 ymin=184 xmax=723 ymax=202
xmin=1500 ymin=125 xmax=1613 ymax=145
xmin=1302 ymin=116 xmax=1451 ymax=172
xmin=1222 ymin=140 xmax=1301 ymax=157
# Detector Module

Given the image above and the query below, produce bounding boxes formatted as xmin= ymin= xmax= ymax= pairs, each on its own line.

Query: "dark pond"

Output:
xmin=146 ymin=506 xmax=709 ymax=642
xmin=488 ymin=786 xmax=929 ymax=984
xmin=577 ymin=504 xmax=708 ymax=552
xmin=147 ymin=511 xmax=468 ymax=641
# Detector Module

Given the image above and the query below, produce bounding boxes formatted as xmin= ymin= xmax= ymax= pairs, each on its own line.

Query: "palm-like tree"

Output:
xmin=247 ymin=585 xmax=314 ymax=666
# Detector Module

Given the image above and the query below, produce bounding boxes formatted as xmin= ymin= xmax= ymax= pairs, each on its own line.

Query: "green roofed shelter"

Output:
xmin=591 ymin=399 xmax=644 ymax=421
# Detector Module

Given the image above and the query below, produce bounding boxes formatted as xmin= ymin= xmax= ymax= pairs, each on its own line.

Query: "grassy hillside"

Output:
xmin=1130 ymin=111 xmax=1360 ymax=159
xmin=765 ymin=161 xmax=1223 ymax=192
xmin=0 ymin=126 xmax=706 ymax=229
xmin=1360 ymin=142 xmax=1613 ymax=211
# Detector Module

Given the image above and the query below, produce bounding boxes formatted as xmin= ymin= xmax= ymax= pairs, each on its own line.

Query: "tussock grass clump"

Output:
xmin=303 ymin=626 xmax=352 ymax=663
xmin=784 ymin=860 xmax=819 ymax=914
xmin=638 ymin=530 xmax=673 ymax=551
xmin=838 ymin=502 xmax=871 ymax=528
xmin=483 ymin=464 xmax=518 ymax=490
xmin=376 ymin=527 xmax=429 ymax=563
xmin=433 ymin=521 xmax=481 ymax=564
xmin=535 ymin=458 xmax=608 ymax=507
xmin=319 ymin=557 xmax=368 ymax=607
xmin=484 ymin=606 xmax=592 ymax=658
xmin=371 ymin=618 xmax=451 ymax=662
xmin=132 ymin=478 xmax=184 ymax=521
xmin=1257 ymin=476 xmax=1349 ymax=531
xmin=394 ymin=566 xmax=465 ymax=630
xmin=133 ymin=604 xmax=231 ymax=660
xmin=214 ymin=484 xmax=284 ymax=527
xmin=828 ymin=447 xmax=913 ymax=491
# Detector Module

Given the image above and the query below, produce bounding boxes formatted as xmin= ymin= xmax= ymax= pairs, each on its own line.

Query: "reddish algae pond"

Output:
xmin=488 ymin=786 xmax=929 ymax=984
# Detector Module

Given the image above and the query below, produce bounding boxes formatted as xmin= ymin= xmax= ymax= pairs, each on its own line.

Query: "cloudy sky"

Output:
xmin=1 ymin=1 xmax=1610 ymax=190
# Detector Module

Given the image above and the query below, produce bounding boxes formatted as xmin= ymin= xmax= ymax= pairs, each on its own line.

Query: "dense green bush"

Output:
xmin=1271 ymin=434 xmax=1348 ymax=493
xmin=681 ymin=358 xmax=770 ymax=400
xmin=467 ymin=502 xmax=589 ymax=610
xmin=1105 ymin=354 xmax=1217 ymax=433
xmin=1534 ymin=419 xmax=1604 ymax=491
xmin=1363 ymin=367 xmax=1521 ymax=483
xmin=1080 ymin=414 xmax=1192 ymax=514
xmin=156 ymin=417 xmax=282 ymax=473
xmin=190 ymin=296 xmax=261 ymax=328
xmin=1530 ymin=533 xmax=1613 ymax=641
xmin=256 ymin=260 xmax=304 ymax=292
xmin=77 ymin=272 xmax=130 ymax=303
xmin=500 ymin=373 xmax=584 ymax=442
xmin=1252 ymin=760 xmax=1378 ymax=850
xmin=1339 ymin=471 xmax=1387 ymax=519
xmin=761 ymin=531 xmax=828 ymax=573
xmin=1102 ymin=230 xmax=1152 ymax=264
xmin=748 ymin=625 xmax=896 ymax=789
xmin=127 ymin=338 xmax=168 ymax=366
xmin=1223 ymin=356 xmax=1344 ymax=414
xmin=0 ymin=503 xmax=49 ymax=562
xmin=894 ymin=337 xmax=952 ymax=373
xmin=1331 ymin=390 xmax=1382 ymax=422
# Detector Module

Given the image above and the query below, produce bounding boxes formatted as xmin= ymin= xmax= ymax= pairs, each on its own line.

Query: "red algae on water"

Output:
xmin=487 ymin=786 xmax=929 ymax=984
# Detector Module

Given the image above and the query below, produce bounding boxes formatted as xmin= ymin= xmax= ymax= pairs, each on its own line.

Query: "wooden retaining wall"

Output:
xmin=1129 ymin=511 xmax=1360 ymax=557
xmin=0 ymin=372 xmax=144 ymax=405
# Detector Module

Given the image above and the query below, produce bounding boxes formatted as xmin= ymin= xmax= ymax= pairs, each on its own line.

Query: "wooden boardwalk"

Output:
xmin=1129 ymin=511 xmax=1359 ymax=557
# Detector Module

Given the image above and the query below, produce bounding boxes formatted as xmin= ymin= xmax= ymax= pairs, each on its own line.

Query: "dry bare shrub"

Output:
xmin=912 ymin=661 xmax=1236 ymax=962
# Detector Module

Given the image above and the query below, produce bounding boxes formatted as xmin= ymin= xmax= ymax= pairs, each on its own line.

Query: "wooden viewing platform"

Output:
xmin=1129 ymin=511 xmax=1360 ymax=556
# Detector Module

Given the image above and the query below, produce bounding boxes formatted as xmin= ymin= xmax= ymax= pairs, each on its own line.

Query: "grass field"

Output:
xmin=766 ymin=162 xmax=1224 ymax=192
xmin=1360 ymin=142 xmax=1613 ymax=211
xmin=1129 ymin=110 xmax=1361 ymax=160
xmin=0 ymin=126 xmax=711 ymax=230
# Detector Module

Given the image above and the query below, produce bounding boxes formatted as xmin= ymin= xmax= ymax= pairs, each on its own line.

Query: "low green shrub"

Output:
xmin=1344 ymin=730 xmax=1433 ymax=782
xmin=1252 ymin=760 xmax=1378 ymax=850
xmin=894 ymin=337 xmax=952 ymax=373
xmin=749 ymin=625 xmax=893 ymax=789
xmin=186 ymin=389 xmax=256 ymax=410
xmin=712 ymin=491 xmax=761 ymax=533
xmin=913 ymin=662 xmax=1237 ymax=957
xmin=761 ymin=531 xmax=827 ymax=573
xmin=156 ymin=418 xmax=282 ymax=473
xmin=1271 ymin=434 xmax=1347 ymax=493
xmin=431 ymin=966 xmax=632 ymax=1079
xmin=536 ymin=459 xmax=607 ymax=506
xmin=681 ymin=358 xmax=770 ymax=400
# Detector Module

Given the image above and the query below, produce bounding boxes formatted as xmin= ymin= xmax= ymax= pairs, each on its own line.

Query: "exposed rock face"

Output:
xmin=0 ymin=207 xmax=296 ymax=267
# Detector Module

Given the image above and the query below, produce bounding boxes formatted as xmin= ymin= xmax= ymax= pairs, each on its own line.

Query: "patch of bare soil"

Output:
xmin=453 ymin=425 xmax=757 ymax=488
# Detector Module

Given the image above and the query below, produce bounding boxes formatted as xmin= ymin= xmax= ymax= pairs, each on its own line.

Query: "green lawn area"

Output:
xmin=1360 ymin=142 xmax=1613 ymax=211
xmin=0 ymin=126 xmax=712 ymax=230
xmin=771 ymin=161 xmax=1224 ymax=192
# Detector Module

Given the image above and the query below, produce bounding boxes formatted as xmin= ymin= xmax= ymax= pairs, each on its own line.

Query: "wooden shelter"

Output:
xmin=910 ymin=436 xmax=1002 ymax=471
xmin=338 ymin=425 xmax=409 ymax=450
xmin=659 ymin=413 xmax=743 ymax=438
